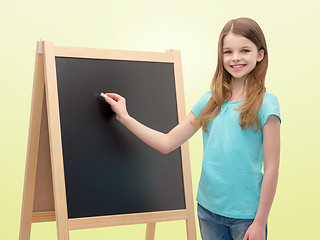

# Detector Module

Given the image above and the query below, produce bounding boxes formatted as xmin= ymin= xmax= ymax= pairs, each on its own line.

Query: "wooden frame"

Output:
xmin=19 ymin=41 xmax=197 ymax=240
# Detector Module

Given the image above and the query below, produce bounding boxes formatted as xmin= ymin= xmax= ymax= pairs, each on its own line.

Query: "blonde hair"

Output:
xmin=195 ymin=17 xmax=268 ymax=132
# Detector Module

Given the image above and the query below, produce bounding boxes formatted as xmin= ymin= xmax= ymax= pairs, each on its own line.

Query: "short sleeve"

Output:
xmin=259 ymin=92 xmax=281 ymax=128
xmin=191 ymin=91 xmax=211 ymax=118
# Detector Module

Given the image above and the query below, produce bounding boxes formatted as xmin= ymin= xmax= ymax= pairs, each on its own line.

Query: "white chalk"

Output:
xmin=100 ymin=93 xmax=107 ymax=98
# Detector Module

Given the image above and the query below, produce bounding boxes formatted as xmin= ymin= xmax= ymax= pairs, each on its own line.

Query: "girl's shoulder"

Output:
xmin=191 ymin=91 xmax=212 ymax=117
xmin=202 ymin=90 xmax=211 ymax=99
xmin=259 ymin=92 xmax=281 ymax=126
xmin=196 ymin=91 xmax=212 ymax=105
xmin=262 ymin=92 xmax=280 ymax=105
xmin=263 ymin=91 xmax=278 ymax=98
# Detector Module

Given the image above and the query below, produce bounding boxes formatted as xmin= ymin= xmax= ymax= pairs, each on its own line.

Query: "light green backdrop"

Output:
xmin=1 ymin=0 xmax=319 ymax=239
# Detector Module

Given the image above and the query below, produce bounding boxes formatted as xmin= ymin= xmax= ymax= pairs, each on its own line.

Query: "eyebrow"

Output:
xmin=223 ymin=45 xmax=253 ymax=50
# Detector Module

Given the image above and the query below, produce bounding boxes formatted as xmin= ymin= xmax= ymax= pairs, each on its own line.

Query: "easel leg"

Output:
xmin=19 ymin=42 xmax=45 ymax=240
xmin=186 ymin=218 xmax=197 ymax=240
xmin=145 ymin=223 xmax=156 ymax=240
xmin=43 ymin=41 xmax=70 ymax=240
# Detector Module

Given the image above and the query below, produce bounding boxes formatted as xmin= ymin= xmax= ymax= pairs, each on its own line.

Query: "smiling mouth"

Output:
xmin=231 ymin=64 xmax=246 ymax=68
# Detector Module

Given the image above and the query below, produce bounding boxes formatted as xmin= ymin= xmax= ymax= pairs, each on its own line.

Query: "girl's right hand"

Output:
xmin=103 ymin=93 xmax=129 ymax=122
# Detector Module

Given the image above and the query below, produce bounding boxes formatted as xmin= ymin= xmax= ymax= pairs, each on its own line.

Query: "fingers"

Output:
xmin=102 ymin=93 xmax=119 ymax=105
xmin=105 ymin=93 xmax=123 ymax=102
xmin=104 ymin=96 xmax=113 ymax=106
xmin=243 ymin=232 xmax=249 ymax=240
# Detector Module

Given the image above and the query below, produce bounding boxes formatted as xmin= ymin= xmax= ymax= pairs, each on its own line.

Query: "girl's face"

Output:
xmin=223 ymin=32 xmax=264 ymax=82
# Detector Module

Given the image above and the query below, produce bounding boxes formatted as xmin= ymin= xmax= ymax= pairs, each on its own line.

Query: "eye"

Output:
xmin=242 ymin=49 xmax=249 ymax=53
xmin=224 ymin=50 xmax=232 ymax=54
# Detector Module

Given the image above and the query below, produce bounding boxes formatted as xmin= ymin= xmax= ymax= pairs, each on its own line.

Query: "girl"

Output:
xmin=103 ymin=17 xmax=281 ymax=240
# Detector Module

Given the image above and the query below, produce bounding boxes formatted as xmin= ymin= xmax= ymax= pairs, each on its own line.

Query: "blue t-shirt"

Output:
xmin=191 ymin=91 xmax=281 ymax=219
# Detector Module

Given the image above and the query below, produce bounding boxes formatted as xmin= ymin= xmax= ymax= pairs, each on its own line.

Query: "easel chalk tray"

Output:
xmin=19 ymin=41 xmax=197 ymax=240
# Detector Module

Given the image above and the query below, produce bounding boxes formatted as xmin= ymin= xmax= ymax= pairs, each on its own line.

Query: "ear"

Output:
xmin=257 ymin=49 xmax=264 ymax=62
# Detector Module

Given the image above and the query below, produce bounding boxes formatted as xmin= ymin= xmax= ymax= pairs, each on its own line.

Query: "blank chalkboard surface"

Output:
xmin=55 ymin=57 xmax=185 ymax=219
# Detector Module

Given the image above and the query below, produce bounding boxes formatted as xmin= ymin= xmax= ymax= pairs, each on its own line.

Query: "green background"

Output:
xmin=1 ymin=0 xmax=319 ymax=239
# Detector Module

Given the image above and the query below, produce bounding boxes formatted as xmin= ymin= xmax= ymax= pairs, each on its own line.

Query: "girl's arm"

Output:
xmin=244 ymin=115 xmax=281 ymax=240
xmin=103 ymin=93 xmax=201 ymax=154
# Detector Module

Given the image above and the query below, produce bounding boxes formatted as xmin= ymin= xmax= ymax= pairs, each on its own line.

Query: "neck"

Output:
xmin=229 ymin=77 xmax=247 ymax=100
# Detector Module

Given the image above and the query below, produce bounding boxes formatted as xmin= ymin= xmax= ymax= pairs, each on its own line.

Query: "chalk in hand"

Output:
xmin=100 ymin=93 xmax=116 ymax=103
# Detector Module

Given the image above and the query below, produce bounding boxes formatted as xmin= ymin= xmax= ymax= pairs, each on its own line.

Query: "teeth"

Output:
xmin=232 ymin=65 xmax=245 ymax=68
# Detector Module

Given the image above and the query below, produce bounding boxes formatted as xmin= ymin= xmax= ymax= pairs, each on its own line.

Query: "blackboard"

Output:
xmin=20 ymin=42 xmax=196 ymax=239
xmin=55 ymin=57 xmax=186 ymax=219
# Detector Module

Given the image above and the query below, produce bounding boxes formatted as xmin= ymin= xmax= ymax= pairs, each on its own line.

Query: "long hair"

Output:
xmin=194 ymin=17 xmax=268 ymax=132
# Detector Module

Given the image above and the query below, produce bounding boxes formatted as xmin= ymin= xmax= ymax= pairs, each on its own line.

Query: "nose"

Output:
xmin=232 ymin=53 xmax=241 ymax=62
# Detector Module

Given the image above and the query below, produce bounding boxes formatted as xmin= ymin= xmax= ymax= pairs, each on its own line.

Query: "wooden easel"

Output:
xmin=19 ymin=41 xmax=197 ymax=240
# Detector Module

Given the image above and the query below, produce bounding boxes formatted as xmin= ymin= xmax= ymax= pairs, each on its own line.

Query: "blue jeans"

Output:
xmin=197 ymin=204 xmax=267 ymax=240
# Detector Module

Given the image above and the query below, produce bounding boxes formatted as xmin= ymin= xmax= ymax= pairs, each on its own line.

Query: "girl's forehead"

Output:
xmin=223 ymin=33 xmax=256 ymax=49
